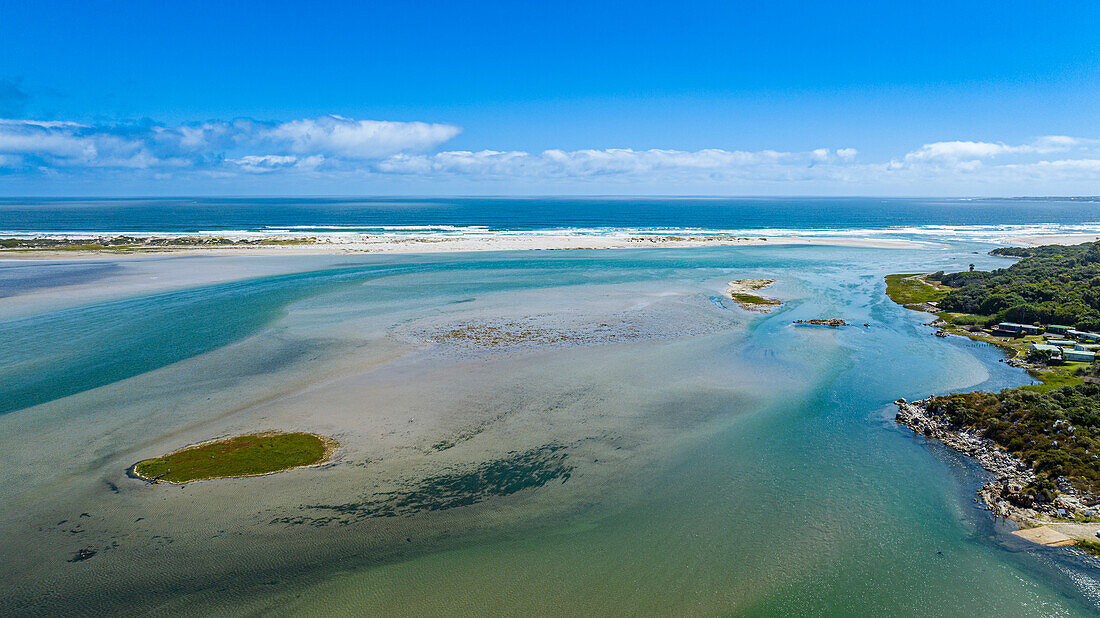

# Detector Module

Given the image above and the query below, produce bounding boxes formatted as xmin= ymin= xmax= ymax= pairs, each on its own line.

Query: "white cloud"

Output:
xmin=229 ymin=154 xmax=323 ymax=174
xmin=892 ymin=135 xmax=1100 ymax=170
xmin=3 ymin=116 xmax=1100 ymax=195
xmin=261 ymin=116 xmax=461 ymax=159
xmin=376 ymin=147 xmax=860 ymax=182
xmin=0 ymin=115 xmax=461 ymax=171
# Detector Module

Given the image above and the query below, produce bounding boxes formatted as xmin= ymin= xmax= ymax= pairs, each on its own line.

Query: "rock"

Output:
xmin=893 ymin=397 xmax=1087 ymax=526
xmin=793 ymin=318 xmax=848 ymax=327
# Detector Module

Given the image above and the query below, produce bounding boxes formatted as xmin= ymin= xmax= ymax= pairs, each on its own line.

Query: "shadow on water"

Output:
xmin=278 ymin=444 xmax=573 ymax=526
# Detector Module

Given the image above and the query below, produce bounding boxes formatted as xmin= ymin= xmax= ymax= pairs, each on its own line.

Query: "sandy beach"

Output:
xmin=1004 ymin=233 xmax=1100 ymax=247
xmin=0 ymin=232 xmax=926 ymax=260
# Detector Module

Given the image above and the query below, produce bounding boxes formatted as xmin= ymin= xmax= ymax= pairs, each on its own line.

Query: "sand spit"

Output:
xmin=1004 ymin=234 xmax=1100 ymax=247
xmin=0 ymin=232 xmax=924 ymax=259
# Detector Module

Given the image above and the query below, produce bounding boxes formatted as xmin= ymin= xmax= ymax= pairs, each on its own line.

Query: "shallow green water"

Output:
xmin=1 ymin=245 xmax=1097 ymax=615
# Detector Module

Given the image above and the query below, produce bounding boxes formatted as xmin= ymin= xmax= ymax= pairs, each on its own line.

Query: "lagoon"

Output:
xmin=1 ymin=237 xmax=1098 ymax=615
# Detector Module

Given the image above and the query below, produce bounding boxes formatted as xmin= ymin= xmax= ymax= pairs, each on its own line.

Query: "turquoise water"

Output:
xmin=3 ymin=197 xmax=1100 ymax=245
xmin=1 ymin=242 xmax=1098 ymax=615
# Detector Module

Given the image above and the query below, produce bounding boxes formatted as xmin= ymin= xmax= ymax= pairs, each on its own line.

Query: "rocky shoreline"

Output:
xmin=895 ymin=397 xmax=1096 ymax=526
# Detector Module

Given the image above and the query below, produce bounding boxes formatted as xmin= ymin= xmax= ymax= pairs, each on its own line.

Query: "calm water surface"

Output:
xmin=1 ymin=210 xmax=1098 ymax=614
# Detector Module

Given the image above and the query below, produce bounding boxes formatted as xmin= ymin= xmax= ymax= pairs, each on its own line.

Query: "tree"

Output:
xmin=1028 ymin=348 xmax=1055 ymax=365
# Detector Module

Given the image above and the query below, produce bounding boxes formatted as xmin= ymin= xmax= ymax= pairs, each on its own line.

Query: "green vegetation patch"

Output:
xmin=926 ymin=385 xmax=1100 ymax=495
xmin=932 ymin=241 xmax=1100 ymax=331
xmin=884 ymin=273 xmax=951 ymax=310
xmin=1074 ymin=538 xmax=1100 ymax=556
xmin=131 ymin=432 xmax=336 ymax=484
xmin=728 ymin=292 xmax=781 ymax=306
xmin=886 ymin=265 xmax=1094 ymax=389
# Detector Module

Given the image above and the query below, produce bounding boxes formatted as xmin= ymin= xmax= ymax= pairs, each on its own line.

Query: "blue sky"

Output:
xmin=2 ymin=0 xmax=1100 ymax=196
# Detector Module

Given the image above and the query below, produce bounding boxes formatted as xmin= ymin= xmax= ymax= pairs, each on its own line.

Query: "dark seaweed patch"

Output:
xmin=67 ymin=548 xmax=96 ymax=562
xmin=276 ymin=444 xmax=572 ymax=526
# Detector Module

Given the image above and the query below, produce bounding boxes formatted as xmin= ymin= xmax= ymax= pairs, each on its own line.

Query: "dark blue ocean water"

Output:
xmin=1 ymin=197 xmax=1099 ymax=233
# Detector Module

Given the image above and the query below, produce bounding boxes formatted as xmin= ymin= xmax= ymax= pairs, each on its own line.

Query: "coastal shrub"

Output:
xmin=933 ymin=241 xmax=1100 ymax=330
xmin=927 ymin=384 xmax=1100 ymax=495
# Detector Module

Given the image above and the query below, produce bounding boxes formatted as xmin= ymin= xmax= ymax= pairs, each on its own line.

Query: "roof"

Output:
xmin=998 ymin=322 xmax=1041 ymax=330
xmin=1031 ymin=344 xmax=1061 ymax=352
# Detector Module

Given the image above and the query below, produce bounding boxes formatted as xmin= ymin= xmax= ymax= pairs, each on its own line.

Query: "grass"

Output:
xmin=131 ymin=432 xmax=335 ymax=484
xmin=255 ymin=238 xmax=317 ymax=245
xmin=883 ymin=273 xmax=951 ymax=310
xmin=1074 ymin=538 xmax=1100 ymax=556
xmin=1021 ymin=363 xmax=1089 ymax=392
xmin=728 ymin=292 xmax=781 ymax=306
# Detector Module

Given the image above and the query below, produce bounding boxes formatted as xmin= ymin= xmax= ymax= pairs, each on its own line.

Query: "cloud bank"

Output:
xmin=3 ymin=115 xmax=1100 ymax=194
xmin=0 ymin=115 xmax=461 ymax=172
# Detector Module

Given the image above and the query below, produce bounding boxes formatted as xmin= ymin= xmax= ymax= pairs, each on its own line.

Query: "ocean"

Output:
xmin=1 ymin=198 xmax=1099 ymax=615
xmin=2 ymin=196 xmax=1100 ymax=243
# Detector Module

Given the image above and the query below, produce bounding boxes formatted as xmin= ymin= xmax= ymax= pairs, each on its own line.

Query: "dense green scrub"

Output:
xmin=132 ymin=432 xmax=334 ymax=484
xmin=926 ymin=385 xmax=1100 ymax=495
xmin=931 ymin=241 xmax=1100 ymax=330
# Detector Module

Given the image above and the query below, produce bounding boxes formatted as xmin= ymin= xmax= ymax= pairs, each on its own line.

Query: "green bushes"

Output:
xmin=932 ymin=241 xmax=1100 ymax=330
xmin=927 ymin=384 xmax=1100 ymax=494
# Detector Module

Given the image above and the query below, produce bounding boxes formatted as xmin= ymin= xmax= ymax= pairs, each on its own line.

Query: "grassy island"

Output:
xmin=131 ymin=432 xmax=336 ymax=484
xmin=725 ymin=279 xmax=782 ymax=311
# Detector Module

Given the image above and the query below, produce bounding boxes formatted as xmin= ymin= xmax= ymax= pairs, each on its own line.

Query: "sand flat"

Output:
xmin=1012 ymin=526 xmax=1077 ymax=546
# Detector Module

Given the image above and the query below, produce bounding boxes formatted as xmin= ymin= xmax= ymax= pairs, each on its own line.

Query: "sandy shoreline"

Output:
xmin=1004 ymin=233 xmax=1100 ymax=247
xmin=0 ymin=233 xmax=925 ymax=259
